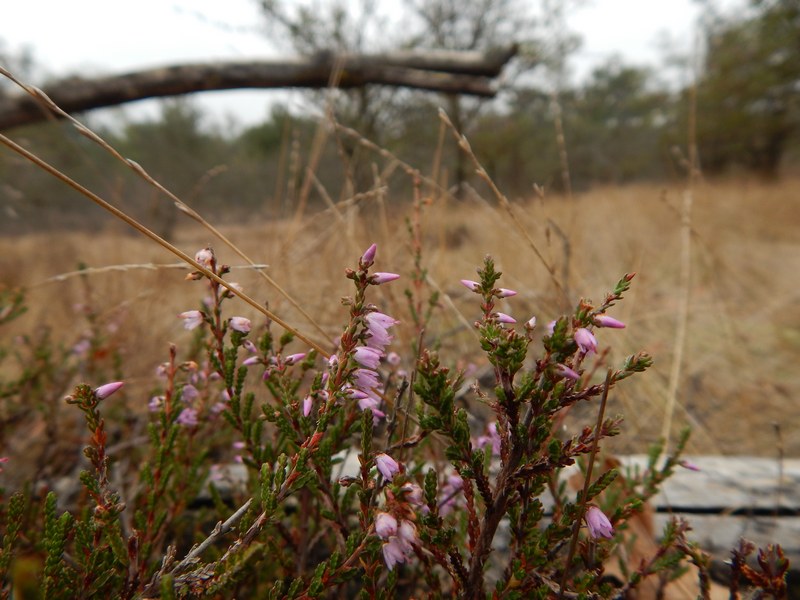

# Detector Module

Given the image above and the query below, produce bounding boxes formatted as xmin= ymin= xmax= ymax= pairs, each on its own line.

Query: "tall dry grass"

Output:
xmin=3 ymin=174 xmax=798 ymax=456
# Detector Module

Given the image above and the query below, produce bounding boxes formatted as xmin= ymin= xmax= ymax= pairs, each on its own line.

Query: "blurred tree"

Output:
xmin=693 ymin=0 xmax=800 ymax=177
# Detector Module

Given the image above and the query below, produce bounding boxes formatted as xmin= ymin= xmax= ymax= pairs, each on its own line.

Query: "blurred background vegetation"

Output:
xmin=0 ymin=0 xmax=797 ymax=235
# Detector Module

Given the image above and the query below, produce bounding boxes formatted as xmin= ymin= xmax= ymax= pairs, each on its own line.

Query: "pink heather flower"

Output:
xmin=242 ymin=356 xmax=261 ymax=367
xmin=371 ymin=272 xmax=400 ymax=285
xmin=679 ymin=460 xmax=701 ymax=472
xmin=382 ymin=538 xmax=407 ymax=571
xmin=302 ymin=395 xmax=313 ymax=417
xmin=148 ymin=396 xmax=164 ymax=412
xmin=243 ymin=340 xmax=258 ymax=354
xmin=284 ymin=353 xmax=306 ymax=365
xmin=375 ymin=453 xmax=400 ymax=481
xmin=375 ymin=512 xmax=398 ymax=539
xmin=194 ymin=247 xmax=214 ymax=267
xmin=496 ymin=312 xmax=517 ymax=324
xmin=229 ymin=316 xmax=251 ymax=334
xmin=95 ymin=381 xmax=124 ymax=400
xmin=181 ymin=384 xmax=199 ymax=403
xmin=476 ymin=422 xmax=502 ymax=456
xmin=585 ymin=506 xmax=614 ymax=539
xmin=354 ymin=368 xmax=381 ymax=392
xmin=232 ymin=441 xmax=246 ymax=450
xmin=439 ymin=474 xmax=464 ymax=517
xmin=574 ymin=328 xmax=598 ymax=354
xmin=556 ymin=364 xmax=581 ymax=381
xmin=353 ymin=346 xmax=383 ymax=369
xmin=401 ymin=482 xmax=425 ymax=507
xmin=366 ymin=312 xmax=400 ymax=330
xmin=398 ymin=520 xmax=418 ymax=547
xmin=460 ymin=279 xmax=480 ymax=292
xmin=179 ymin=310 xmax=204 ymax=330
xmin=526 ymin=316 xmax=537 ymax=329
xmin=176 ymin=408 xmax=199 ymax=427
xmin=497 ymin=288 xmax=517 ymax=298
xmin=546 ymin=320 xmax=556 ymax=335
xmin=594 ymin=315 xmax=626 ymax=329
xmin=361 ymin=243 xmax=377 ymax=265
xmin=386 ymin=351 xmax=401 ymax=366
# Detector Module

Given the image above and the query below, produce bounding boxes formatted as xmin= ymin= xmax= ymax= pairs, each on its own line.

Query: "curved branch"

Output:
xmin=0 ymin=46 xmax=519 ymax=130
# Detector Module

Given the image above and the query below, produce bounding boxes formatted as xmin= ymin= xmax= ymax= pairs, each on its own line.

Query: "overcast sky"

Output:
xmin=2 ymin=0 xmax=739 ymax=129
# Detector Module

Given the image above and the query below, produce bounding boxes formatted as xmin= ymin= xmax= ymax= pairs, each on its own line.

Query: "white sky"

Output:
xmin=2 ymin=0 xmax=739 ymax=130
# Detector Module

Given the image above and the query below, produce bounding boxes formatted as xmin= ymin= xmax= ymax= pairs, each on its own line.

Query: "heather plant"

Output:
xmin=0 ymin=241 xmax=791 ymax=598
xmin=0 ymin=67 xmax=790 ymax=599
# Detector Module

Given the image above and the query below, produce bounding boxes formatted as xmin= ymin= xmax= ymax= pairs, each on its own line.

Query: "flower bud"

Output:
xmin=594 ymin=315 xmax=626 ymax=329
xmin=95 ymin=381 xmax=124 ymax=399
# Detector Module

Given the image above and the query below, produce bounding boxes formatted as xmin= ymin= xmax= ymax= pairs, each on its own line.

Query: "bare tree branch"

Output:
xmin=0 ymin=47 xmax=518 ymax=131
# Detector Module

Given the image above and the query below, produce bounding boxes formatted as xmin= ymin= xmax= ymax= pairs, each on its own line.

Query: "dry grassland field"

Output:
xmin=2 ymin=174 xmax=799 ymax=459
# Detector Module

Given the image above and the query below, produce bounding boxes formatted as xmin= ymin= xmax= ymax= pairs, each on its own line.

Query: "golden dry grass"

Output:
xmin=2 ymin=175 xmax=799 ymax=457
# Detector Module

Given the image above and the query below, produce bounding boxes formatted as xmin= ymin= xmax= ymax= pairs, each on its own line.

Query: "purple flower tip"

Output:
xmin=284 ymin=352 xmax=307 ymax=365
xmin=361 ymin=243 xmax=377 ymax=265
xmin=497 ymin=288 xmax=517 ymax=298
xmin=371 ymin=272 xmax=400 ymax=285
xmin=574 ymin=327 xmax=598 ymax=354
xmin=375 ymin=512 xmax=398 ymax=539
xmin=375 ymin=453 xmax=400 ymax=481
xmin=302 ymin=395 xmax=313 ymax=417
xmin=555 ymin=364 xmax=581 ymax=381
xmin=95 ymin=381 xmax=124 ymax=400
xmin=679 ymin=460 xmax=701 ymax=472
xmin=460 ymin=279 xmax=480 ymax=292
xmin=229 ymin=316 xmax=251 ymax=334
xmin=496 ymin=312 xmax=517 ymax=325
xmin=585 ymin=506 xmax=614 ymax=539
xmin=178 ymin=310 xmax=204 ymax=330
xmin=594 ymin=315 xmax=626 ymax=329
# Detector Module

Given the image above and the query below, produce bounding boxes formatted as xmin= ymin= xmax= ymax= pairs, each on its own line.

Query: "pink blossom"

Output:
xmin=375 ymin=512 xmax=398 ymax=539
xmin=302 ymin=395 xmax=313 ymax=417
xmin=353 ymin=346 xmax=383 ymax=369
xmin=361 ymin=243 xmax=377 ymax=265
xmin=179 ymin=310 xmax=204 ymax=330
xmin=284 ymin=353 xmax=306 ymax=365
xmin=176 ymin=408 xmax=199 ymax=427
xmin=546 ymin=320 xmax=556 ymax=335
xmin=497 ymin=288 xmax=517 ymax=298
xmin=194 ymin=247 xmax=214 ymax=268
xmin=375 ymin=453 xmax=400 ymax=481
xmin=556 ymin=364 xmax=581 ymax=381
xmin=526 ymin=316 xmax=537 ymax=329
xmin=679 ymin=460 xmax=701 ymax=472
xmin=401 ymin=482 xmax=425 ymax=507
xmin=398 ymin=521 xmax=418 ymax=546
xmin=365 ymin=311 xmax=399 ymax=351
xmin=585 ymin=506 xmax=614 ymax=539
xmin=180 ymin=384 xmax=199 ymax=402
xmin=382 ymin=538 xmax=408 ymax=570
xmin=386 ymin=352 xmax=401 ymax=366
xmin=496 ymin=312 xmax=517 ymax=324
xmin=371 ymin=272 xmax=400 ymax=285
xmin=574 ymin=328 xmax=598 ymax=354
xmin=354 ymin=368 xmax=381 ymax=392
xmin=594 ymin=315 xmax=626 ymax=329
xmin=242 ymin=356 xmax=261 ymax=366
xmin=243 ymin=340 xmax=258 ymax=354
xmin=229 ymin=316 xmax=251 ymax=333
xmin=476 ymin=422 xmax=502 ymax=456
xmin=148 ymin=396 xmax=164 ymax=412
xmin=95 ymin=381 xmax=124 ymax=400
xmin=439 ymin=474 xmax=464 ymax=516
xmin=460 ymin=279 xmax=480 ymax=291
